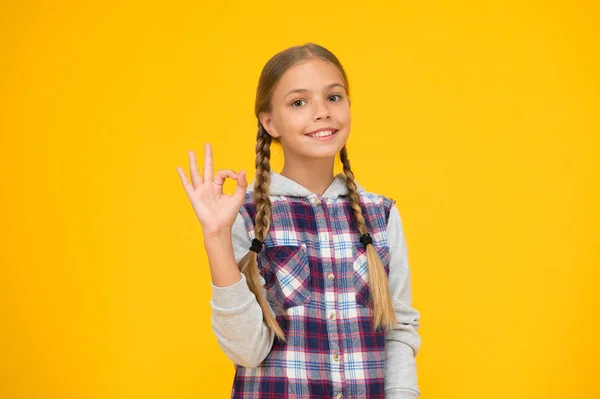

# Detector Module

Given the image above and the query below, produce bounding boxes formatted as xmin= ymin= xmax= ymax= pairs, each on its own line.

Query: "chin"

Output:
xmin=306 ymin=146 xmax=345 ymax=159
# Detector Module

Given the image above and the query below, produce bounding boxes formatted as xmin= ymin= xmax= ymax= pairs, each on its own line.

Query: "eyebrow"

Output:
xmin=284 ymin=82 xmax=346 ymax=98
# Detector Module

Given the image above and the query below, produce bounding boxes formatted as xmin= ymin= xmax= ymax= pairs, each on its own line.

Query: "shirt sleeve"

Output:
xmin=209 ymin=210 xmax=276 ymax=368
xmin=384 ymin=203 xmax=422 ymax=399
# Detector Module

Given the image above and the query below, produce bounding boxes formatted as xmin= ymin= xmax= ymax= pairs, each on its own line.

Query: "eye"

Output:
xmin=291 ymin=99 xmax=306 ymax=108
xmin=328 ymin=94 xmax=342 ymax=102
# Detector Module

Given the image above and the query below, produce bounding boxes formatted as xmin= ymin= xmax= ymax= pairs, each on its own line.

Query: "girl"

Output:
xmin=176 ymin=43 xmax=421 ymax=399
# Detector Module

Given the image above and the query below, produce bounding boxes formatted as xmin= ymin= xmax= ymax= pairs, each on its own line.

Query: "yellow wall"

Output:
xmin=1 ymin=1 xmax=598 ymax=398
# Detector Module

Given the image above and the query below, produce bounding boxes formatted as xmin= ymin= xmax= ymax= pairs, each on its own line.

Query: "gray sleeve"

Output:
xmin=209 ymin=211 xmax=276 ymax=368
xmin=384 ymin=203 xmax=422 ymax=399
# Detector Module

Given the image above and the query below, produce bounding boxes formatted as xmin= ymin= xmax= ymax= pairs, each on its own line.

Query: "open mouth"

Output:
xmin=306 ymin=129 xmax=339 ymax=140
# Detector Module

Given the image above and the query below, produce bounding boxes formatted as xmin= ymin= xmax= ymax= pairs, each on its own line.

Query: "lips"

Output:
xmin=306 ymin=128 xmax=339 ymax=138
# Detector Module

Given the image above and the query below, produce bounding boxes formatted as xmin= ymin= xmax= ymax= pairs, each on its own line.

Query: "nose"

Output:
xmin=313 ymin=99 xmax=331 ymax=121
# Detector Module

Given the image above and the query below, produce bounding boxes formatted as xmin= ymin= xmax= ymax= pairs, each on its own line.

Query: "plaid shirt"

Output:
xmin=210 ymin=171 xmax=421 ymax=399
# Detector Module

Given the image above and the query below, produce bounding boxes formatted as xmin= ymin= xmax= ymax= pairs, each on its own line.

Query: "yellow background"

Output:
xmin=1 ymin=1 xmax=598 ymax=398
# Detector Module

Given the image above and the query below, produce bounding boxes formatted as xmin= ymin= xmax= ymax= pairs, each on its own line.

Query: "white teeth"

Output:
xmin=310 ymin=130 xmax=334 ymax=137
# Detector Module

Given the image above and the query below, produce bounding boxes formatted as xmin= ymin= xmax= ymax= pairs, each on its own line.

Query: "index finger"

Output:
xmin=203 ymin=143 xmax=214 ymax=183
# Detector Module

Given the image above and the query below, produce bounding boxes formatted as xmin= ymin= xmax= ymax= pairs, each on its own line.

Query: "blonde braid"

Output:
xmin=237 ymin=122 xmax=286 ymax=342
xmin=339 ymin=146 xmax=398 ymax=331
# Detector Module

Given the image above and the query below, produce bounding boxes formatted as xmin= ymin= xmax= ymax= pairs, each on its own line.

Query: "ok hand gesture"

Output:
xmin=176 ymin=144 xmax=248 ymax=236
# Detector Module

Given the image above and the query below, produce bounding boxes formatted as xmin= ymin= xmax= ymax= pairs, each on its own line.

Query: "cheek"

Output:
xmin=280 ymin=110 xmax=308 ymax=132
xmin=334 ymin=106 xmax=351 ymax=126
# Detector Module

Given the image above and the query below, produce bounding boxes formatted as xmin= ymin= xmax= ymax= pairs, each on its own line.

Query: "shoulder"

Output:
xmin=356 ymin=186 xmax=397 ymax=219
xmin=352 ymin=187 xmax=399 ymax=247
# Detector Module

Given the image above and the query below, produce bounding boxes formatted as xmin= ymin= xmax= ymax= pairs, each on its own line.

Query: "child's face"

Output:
xmin=259 ymin=58 xmax=351 ymax=162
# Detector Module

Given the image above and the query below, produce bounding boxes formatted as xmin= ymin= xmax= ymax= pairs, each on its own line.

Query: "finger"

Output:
xmin=203 ymin=143 xmax=214 ymax=183
xmin=213 ymin=169 xmax=238 ymax=186
xmin=188 ymin=150 xmax=202 ymax=188
xmin=233 ymin=170 xmax=248 ymax=202
xmin=176 ymin=167 xmax=194 ymax=197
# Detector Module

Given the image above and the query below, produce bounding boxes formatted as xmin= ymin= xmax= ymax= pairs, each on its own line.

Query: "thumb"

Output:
xmin=233 ymin=170 xmax=248 ymax=203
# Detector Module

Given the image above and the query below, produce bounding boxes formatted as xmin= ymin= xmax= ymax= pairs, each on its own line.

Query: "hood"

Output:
xmin=247 ymin=170 xmax=365 ymax=199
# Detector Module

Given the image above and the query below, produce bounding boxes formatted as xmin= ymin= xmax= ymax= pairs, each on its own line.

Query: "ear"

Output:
xmin=258 ymin=112 xmax=280 ymax=139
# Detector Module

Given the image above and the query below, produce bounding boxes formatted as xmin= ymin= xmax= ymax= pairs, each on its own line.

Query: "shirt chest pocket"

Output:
xmin=259 ymin=244 xmax=312 ymax=312
xmin=352 ymin=244 xmax=391 ymax=309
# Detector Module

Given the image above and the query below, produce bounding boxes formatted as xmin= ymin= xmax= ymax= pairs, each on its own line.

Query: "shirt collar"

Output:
xmin=247 ymin=170 xmax=365 ymax=199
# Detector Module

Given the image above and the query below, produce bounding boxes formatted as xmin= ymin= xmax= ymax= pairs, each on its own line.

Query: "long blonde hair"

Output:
xmin=237 ymin=43 xmax=397 ymax=342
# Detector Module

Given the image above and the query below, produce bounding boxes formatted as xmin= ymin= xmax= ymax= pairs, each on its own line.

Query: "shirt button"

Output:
xmin=335 ymin=394 xmax=344 ymax=399
xmin=333 ymin=353 xmax=341 ymax=362
xmin=328 ymin=312 xmax=336 ymax=321
xmin=301 ymin=243 xmax=307 ymax=250
xmin=327 ymin=273 xmax=335 ymax=281
xmin=311 ymin=197 xmax=321 ymax=206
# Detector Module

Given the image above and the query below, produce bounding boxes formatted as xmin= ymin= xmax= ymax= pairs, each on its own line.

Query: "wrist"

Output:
xmin=203 ymin=228 xmax=232 ymax=240
xmin=203 ymin=230 xmax=233 ymax=254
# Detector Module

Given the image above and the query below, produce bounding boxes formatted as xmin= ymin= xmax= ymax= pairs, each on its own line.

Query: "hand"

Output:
xmin=176 ymin=143 xmax=248 ymax=236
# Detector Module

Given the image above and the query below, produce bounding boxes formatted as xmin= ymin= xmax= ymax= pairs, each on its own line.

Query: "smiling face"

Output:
xmin=258 ymin=58 xmax=351 ymax=162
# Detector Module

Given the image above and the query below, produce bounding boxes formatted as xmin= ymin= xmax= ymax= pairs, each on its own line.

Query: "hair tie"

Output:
xmin=249 ymin=238 xmax=264 ymax=253
xmin=359 ymin=232 xmax=373 ymax=247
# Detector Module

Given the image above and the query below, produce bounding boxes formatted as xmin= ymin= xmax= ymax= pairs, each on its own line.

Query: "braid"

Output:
xmin=237 ymin=122 xmax=286 ymax=343
xmin=253 ymin=123 xmax=273 ymax=242
xmin=339 ymin=146 xmax=368 ymax=234
xmin=339 ymin=146 xmax=398 ymax=331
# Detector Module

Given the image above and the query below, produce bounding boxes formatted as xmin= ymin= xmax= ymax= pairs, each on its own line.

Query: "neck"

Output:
xmin=280 ymin=158 xmax=336 ymax=196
